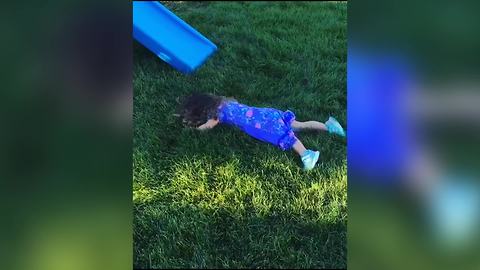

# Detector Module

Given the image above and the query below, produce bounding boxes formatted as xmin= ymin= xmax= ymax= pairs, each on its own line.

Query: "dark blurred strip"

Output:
xmin=349 ymin=0 xmax=480 ymax=269
xmin=1 ymin=1 xmax=132 ymax=270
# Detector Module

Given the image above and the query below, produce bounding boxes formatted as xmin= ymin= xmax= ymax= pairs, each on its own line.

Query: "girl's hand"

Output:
xmin=197 ymin=119 xmax=219 ymax=131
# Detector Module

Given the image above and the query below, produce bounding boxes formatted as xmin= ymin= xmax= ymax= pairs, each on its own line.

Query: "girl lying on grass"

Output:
xmin=176 ymin=93 xmax=345 ymax=171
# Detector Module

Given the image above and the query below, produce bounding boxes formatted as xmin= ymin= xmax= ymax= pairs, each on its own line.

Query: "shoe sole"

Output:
xmin=304 ymin=151 xmax=320 ymax=171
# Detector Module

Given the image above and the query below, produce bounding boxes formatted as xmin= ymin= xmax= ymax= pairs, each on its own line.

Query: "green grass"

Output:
xmin=133 ymin=1 xmax=347 ymax=268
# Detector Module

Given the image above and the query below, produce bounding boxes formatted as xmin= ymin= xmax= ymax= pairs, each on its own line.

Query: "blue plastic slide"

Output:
xmin=133 ymin=1 xmax=218 ymax=74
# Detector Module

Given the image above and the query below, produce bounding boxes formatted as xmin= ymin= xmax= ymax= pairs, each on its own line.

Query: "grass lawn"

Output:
xmin=133 ymin=1 xmax=347 ymax=268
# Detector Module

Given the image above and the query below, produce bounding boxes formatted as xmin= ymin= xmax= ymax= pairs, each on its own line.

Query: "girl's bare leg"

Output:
xmin=292 ymin=140 xmax=307 ymax=156
xmin=291 ymin=120 xmax=328 ymax=132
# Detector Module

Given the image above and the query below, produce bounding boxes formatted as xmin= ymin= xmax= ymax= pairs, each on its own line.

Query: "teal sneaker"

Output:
xmin=325 ymin=116 xmax=345 ymax=137
xmin=301 ymin=150 xmax=320 ymax=171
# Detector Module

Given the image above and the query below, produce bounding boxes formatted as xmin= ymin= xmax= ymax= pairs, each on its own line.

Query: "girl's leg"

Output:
xmin=292 ymin=118 xmax=345 ymax=137
xmin=292 ymin=139 xmax=307 ymax=156
xmin=292 ymin=138 xmax=320 ymax=170
xmin=291 ymin=120 xmax=328 ymax=132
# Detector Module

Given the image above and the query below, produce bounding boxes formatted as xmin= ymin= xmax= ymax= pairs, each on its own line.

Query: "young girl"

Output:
xmin=177 ymin=93 xmax=345 ymax=171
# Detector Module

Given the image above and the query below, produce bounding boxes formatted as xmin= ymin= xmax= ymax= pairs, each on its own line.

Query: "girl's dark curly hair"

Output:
xmin=176 ymin=93 xmax=235 ymax=127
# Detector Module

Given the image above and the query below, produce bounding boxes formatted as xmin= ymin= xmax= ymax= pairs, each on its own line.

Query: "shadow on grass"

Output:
xmin=132 ymin=41 xmax=173 ymax=73
xmin=134 ymin=201 xmax=346 ymax=269
xmin=133 ymin=138 xmax=346 ymax=268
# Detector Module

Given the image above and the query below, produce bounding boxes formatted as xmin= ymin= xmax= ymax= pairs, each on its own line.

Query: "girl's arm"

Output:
xmin=197 ymin=119 xmax=219 ymax=131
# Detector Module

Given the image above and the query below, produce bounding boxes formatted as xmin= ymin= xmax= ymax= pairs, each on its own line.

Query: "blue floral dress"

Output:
xmin=216 ymin=100 xmax=298 ymax=151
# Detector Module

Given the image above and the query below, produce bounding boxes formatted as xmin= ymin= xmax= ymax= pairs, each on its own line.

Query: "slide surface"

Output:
xmin=133 ymin=1 xmax=217 ymax=74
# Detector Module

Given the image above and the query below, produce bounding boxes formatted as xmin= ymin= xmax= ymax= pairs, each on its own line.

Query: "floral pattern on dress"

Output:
xmin=217 ymin=100 xmax=298 ymax=151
